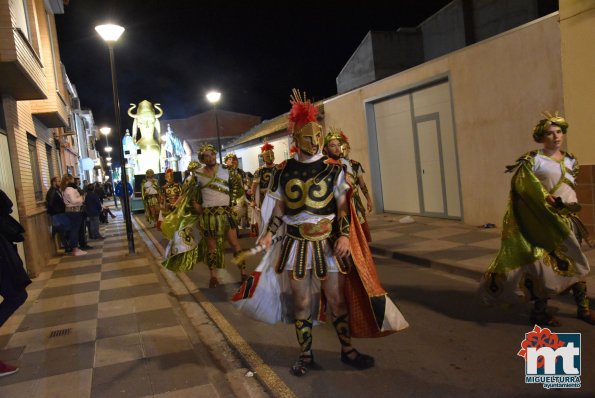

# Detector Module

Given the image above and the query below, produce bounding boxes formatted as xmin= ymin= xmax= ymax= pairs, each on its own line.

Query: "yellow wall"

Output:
xmin=324 ymin=14 xmax=563 ymax=226
xmin=560 ymin=1 xmax=595 ymax=164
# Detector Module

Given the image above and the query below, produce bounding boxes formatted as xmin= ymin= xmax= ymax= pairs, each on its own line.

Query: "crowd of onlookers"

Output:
xmin=45 ymin=176 xmax=116 ymax=256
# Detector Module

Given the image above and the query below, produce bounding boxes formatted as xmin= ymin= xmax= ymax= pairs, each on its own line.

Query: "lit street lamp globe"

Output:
xmin=206 ymin=91 xmax=221 ymax=104
xmin=94 ymin=24 xmax=125 ymax=43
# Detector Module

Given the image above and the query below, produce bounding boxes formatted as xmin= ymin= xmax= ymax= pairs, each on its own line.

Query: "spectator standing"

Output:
xmin=85 ymin=185 xmax=104 ymax=239
xmin=45 ymin=176 xmax=68 ymax=249
xmin=0 ymin=189 xmax=31 ymax=376
xmin=61 ymin=175 xmax=87 ymax=256
xmin=115 ymin=180 xmax=133 ymax=207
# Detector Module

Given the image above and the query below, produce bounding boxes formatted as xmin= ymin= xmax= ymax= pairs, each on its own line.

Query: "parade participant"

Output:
xmin=250 ymin=141 xmax=276 ymax=233
xmin=194 ymin=144 xmax=247 ymax=287
xmin=224 ymin=152 xmax=248 ymax=228
xmin=141 ymin=169 xmax=161 ymax=227
xmin=159 ymin=168 xmax=182 ymax=230
xmin=235 ymin=89 xmax=408 ymax=376
xmin=480 ymin=112 xmax=594 ymax=326
xmin=161 ymin=161 xmax=203 ymax=272
xmin=329 ymin=130 xmax=373 ymax=241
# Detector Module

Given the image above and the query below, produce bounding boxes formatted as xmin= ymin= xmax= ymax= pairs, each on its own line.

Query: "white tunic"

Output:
xmin=533 ymin=151 xmax=577 ymax=203
xmin=196 ymin=166 xmax=231 ymax=208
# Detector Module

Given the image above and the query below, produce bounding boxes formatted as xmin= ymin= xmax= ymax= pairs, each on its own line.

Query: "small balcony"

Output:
xmin=0 ymin=27 xmax=47 ymax=100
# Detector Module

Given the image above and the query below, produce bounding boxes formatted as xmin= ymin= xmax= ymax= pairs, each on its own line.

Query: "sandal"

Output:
xmin=208 ymin=277 xmax=220 ymax=288
xmin=290 ymin=353 xmax=317 ymax=377
xmin=340 ymin=349 xmax=375 ymax=370
xmin=577 ymin=309 xmax=595 ymax=325
xmin=529 ymin=312 xmax=561 ymax=327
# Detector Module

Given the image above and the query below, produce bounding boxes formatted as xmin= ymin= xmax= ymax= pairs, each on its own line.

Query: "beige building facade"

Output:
xmin=323 ymin=12 xmax=567 ymax=228
xmin=559 ymin=1 xmax=595 ymax=234
xmin=0 ymin=0 xmax=76 ymax=275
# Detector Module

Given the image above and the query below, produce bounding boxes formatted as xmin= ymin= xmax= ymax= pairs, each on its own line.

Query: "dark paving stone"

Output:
xmin=425 ymin=246 xmax=494 ymax=262
xmin=91 ymin=358 xmax=152 ymax=398
xmin=136 ymin=308 xmax=179 ymax=332
xmin=99 ymin=283 xmax=162 ymax=302
xmin=385 ymin=223 xmax=436 ymax=233
xmin=440 ymin=230 xmax=501 ymax=244
xmin=101 ymin=254 xmax=144 ymax=265
xmin=0 ymin=334 xmax=11 ymax=350
xmin=59 ymin=252 xmax=103 ymax=263
xmin=0 ymin=342 xmax=95 ymax=386
xmin=100 ymin=267 xmax=153 ymax=281
xmin=17 ymin=304 xmax=98 ymax=332
xmin=372 ymin=234 xmax=429 ymax=248
xmin=0 ymin=345 xmax=25 ymax=362
xmin=52 ymin=264 xmax=102 ymax=278
xmin=38 ymin=281 xmax=100 ymax=299
xmin=146 ymin=350 xmax=210 ymax=395
xmin=96 ymin=313 xmax=139 ymax=339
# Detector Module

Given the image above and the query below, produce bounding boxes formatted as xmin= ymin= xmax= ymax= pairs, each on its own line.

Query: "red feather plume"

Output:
xmin=260 ymin=141 xmax=274 ymax=152
xmin=288 ymin=89 xmax=318 ymax=133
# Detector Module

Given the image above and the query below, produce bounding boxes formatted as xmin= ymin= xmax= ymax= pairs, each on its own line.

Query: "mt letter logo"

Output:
xmin=518 ymin=325 xmax=581 ymax=389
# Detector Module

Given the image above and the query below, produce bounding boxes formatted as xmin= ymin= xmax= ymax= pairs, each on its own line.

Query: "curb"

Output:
xmin=369 ymin=245 xmax=484 ymax=281
xmin=131 ymin=217 xmax=271 ymax=398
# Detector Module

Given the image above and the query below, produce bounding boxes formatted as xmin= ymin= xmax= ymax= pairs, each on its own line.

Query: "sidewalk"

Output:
xmin=366 ymin=213 xmax=595 ymax=286
xmin=0 ymin=210 xmax=265 ymax=397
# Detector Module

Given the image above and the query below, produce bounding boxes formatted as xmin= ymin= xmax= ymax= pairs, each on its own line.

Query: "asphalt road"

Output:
xmin=138 ymin=218 xmax=595 ymax=398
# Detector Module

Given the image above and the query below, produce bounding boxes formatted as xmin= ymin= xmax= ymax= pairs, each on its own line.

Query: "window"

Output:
xmin=13 ymin=0 xmax=31 ymax=41
xmin=45 ymin=143 xmax=54 ymax=180
xmin=27 ymin=134 xmax=43 ymax=202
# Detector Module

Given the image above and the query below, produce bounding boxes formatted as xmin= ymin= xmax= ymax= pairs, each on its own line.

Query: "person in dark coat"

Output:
xmin=85 ymin=185 xmax=103 ymax=239
xmin=0 ymin=189 xmax=31 ymax=376
xmin=46 ymin=176 xmax=68 ymax=249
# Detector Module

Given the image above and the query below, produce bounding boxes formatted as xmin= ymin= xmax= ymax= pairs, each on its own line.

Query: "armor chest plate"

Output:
xmin=163 ymin=183 xmax=182 ymax=203
xmin=278 ymin=158 xmax=340 ymax=216
xmin=258 ymin=166 xmax=274 ymax=190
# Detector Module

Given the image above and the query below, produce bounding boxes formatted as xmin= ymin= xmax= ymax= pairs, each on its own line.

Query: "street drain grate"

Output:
xmin=49 ymin=328 xmax=72 ymax=338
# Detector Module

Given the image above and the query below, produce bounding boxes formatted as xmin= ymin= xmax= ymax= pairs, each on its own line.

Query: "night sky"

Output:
xmin=55 ymin=0 xmax=452 ymax=128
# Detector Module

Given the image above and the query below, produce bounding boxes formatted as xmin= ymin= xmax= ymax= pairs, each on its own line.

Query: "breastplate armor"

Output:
xmin=258 ymin=166 xmax=275 ymax=191
xmin=163 ymin=183 xmax=182 ymax=204
xmin=272 ymin=157 xmax=341 ymax=216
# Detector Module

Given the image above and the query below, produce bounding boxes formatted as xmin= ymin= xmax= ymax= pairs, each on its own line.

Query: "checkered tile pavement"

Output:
xmin=366 ymin=213 xmax=595 ymax=285
xmin=0 ymin=211 xmax=232 ymax=397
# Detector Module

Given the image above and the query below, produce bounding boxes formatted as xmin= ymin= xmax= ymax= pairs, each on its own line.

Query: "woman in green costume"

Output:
xmin=480 ymin=112 xmax=594 ymax=326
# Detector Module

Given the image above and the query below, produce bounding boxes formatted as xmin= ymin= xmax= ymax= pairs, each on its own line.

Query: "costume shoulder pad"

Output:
xmin=270 ymin=161 xmax=288 ymax=192
xmin=324 ymin=157 xmax=342 ymax=166
xmin=505 ymin=150 xmax=537 ymax=173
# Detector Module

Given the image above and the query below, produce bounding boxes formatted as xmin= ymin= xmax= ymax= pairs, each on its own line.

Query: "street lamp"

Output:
xmin=100 ymin=127 xmax=118 ymax=209
xmin=96 ymin=23 xmax=135 ymax=255
xmin=206 ymin=90 xmax=223 ymax=164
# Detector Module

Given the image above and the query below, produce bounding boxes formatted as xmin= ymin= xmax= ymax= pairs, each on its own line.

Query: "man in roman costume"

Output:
xmin=324 ymin=129 xmax=373 ymax=242
xmin=161 ymin=169 xmax=182 ymax=216
xmin=250 ymin=141 xmax=276 ymax=234
xmin=141 ymin=169 xmax=161 ymax=227
xmin=194 ymin=144 xmax=247 ymax=287
xmin=233 ymin=90 xmax=408 ymax=376
xmin=224 ymin=152 xmax=249 ymax=228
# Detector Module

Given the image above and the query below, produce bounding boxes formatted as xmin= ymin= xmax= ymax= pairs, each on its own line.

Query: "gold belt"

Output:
xmin=287 ymin=218 xmax=333 ymax=241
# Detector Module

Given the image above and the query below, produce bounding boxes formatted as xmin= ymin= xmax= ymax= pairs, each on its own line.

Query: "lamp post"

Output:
xmin=100 ymin=126 xmax=118 ymax=209
xmin=206 ymin=91 xmax=223 ymax=164
xmin=96 ymin=23 xmax=135 ymax=255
